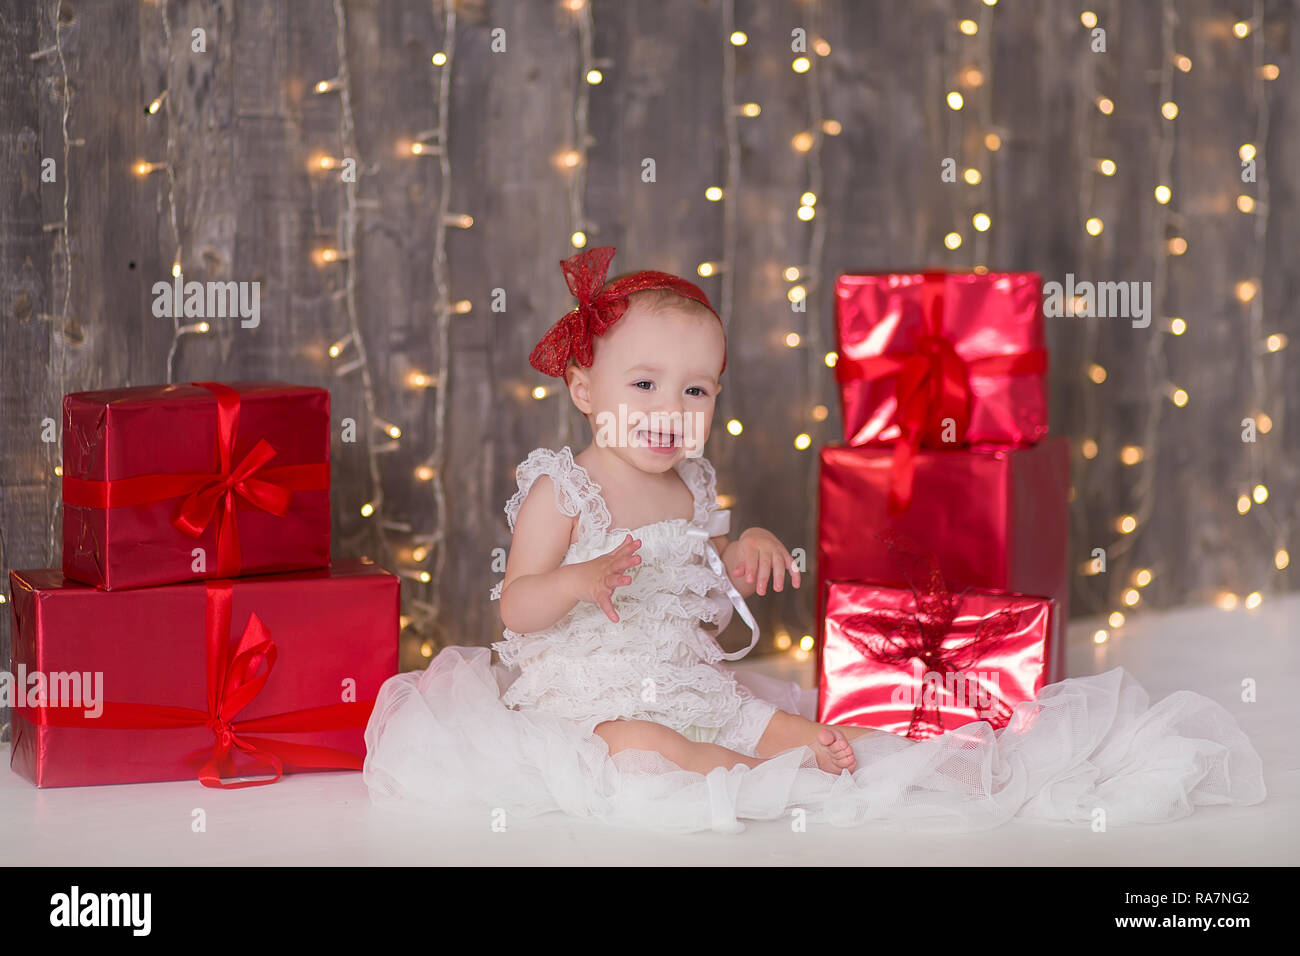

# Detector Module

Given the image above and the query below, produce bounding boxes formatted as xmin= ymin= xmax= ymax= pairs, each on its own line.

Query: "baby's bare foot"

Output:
xmin=811 ymin=726 xmax=857 ymax=774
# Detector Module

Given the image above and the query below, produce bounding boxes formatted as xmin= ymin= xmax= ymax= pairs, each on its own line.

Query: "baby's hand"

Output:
xmin=570 ymin=533 xmax=642 ymax=623
xmin=731 ymin=528 xmax=800 ymax=596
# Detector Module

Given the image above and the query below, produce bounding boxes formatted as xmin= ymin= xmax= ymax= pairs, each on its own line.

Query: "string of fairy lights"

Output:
xmin=1100 ymin=0 xmax=1181 ymax=634
xmin=154 ymin=5 xmax=209 ymax=382
xmin=1236 ymin=0 xmax=1287 ymax=599
xmin=409 ymin=0 xmax=460 ymax=656
xmin=792 ymin=3 xmax=835 ymax=660
xmin=940 ymin=1 xmax=1001 ymax=261
xmin=1077 ymin=3 xmax=1286 ymax=646
xmin=1069 ymin=2 xmax=1105 ymax=619
xmin=938 ymin=3 xmax=998 ymax=264
xmin=26 ymin=2 xmax=80 ymax=568
xmin=129 ymin=8 xmax=210 ymax=380
xmin=1113 ymin=0 xmax=1178 ymax=627
xmin=970 ymin=2 xmax=997 ymax=267
xmin=50 ymin=0 xmax=74 ymax=567
xmin=1076 ymin=0 xmax=1182 ymax=638
xmin=317 ymin=0 xmax=469 ymax=657
xmin=715 ymin=0 xmax=741 ymax=340
xmin=321 ymin=0 xmax=398 ymax=594
xmin=701 ymin=12 xmax=842 ymax=663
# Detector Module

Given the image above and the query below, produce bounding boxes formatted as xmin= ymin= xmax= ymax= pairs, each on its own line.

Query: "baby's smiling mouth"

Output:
xmin=637 ymin=428 xmax=679 ymax=447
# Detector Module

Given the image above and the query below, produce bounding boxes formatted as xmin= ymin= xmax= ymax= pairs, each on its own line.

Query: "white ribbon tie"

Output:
xmin=685 ymin=508 xmax=761 ymax=662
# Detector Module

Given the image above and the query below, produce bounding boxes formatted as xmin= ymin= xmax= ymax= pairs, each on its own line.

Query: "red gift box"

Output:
xmin=62 ymin=381 xmax=331 ymax=589
xmin=819 ymin=577 xmax=1054 ymax=738
xmin=7 ymin=560 xmax=398 ymax=788
xmin=834 ymin=270 xmax=1047 ymax=512
xmin=817 ymin=438 xmax=1069 ymax=682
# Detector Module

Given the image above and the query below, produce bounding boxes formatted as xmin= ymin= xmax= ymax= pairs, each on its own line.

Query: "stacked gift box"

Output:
xmin=8 ymin=381 xmax=399 ymax=788
xmin=816 ymin=270 xmax=1069 ymax=740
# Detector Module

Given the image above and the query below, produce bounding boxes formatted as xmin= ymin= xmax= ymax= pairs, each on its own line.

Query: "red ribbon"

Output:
xmin=20 ymin=581 xmax=373 ymax=789
xmin=835 ymin=271 xmax=1047 ymax=512
xmin=61 ymin=382 xmax=329 ymax=577
xmin=838 ymin=533 xmax=1020 ymax=740
xmin=529 ymin=246 xmax=630 ymax=376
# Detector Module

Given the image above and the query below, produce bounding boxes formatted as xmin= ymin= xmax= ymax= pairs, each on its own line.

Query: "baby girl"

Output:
xmin=493 ymin=246 xmax=883 ymax=776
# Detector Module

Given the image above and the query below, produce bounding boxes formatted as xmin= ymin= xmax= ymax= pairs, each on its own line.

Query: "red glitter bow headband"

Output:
xmin=528 ymin=246 xmax=726 ymax=378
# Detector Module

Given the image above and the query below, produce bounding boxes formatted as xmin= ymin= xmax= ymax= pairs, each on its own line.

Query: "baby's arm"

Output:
xmin=499 ymin=476 xmax=583 ymax=632
xmin=498 ymin=475 xmax=642 ymax=631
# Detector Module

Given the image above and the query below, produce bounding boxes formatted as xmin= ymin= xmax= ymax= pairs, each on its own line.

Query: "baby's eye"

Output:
xmin=632 ymin=380 xmax=653 ymax=390
xmin=685 ymin=386 xmax=707 ymax=397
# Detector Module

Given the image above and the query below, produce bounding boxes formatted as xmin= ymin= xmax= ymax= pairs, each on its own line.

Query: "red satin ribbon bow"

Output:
xmin=62 ymin=382 xmax=328 ymax=576
xmin=24 ymin=581 xmax=374 ymax=788
xmin=529 ymin=247 xmax=630 ymax=376
xmin=839 ymin=534 xmax=1020 ymax=740
xmin=172 ymin=382 xmax=297 ymax=575
xmin=835 ymin=271 xmax=1046 ymax=513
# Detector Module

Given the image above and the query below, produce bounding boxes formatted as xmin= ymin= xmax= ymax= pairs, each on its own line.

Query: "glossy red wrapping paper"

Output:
xmin=818 ymin=580 xmax=1054 ymax=737
xmin=834 ymin=271 xmax=1048 ymax=448
xmin=62 ymin=381 xmax=330 ymax=590
xmin=817 ymin=439 xmax=1069 ymax=682
xmin=8 ymin=560 xmax=398 ymax=788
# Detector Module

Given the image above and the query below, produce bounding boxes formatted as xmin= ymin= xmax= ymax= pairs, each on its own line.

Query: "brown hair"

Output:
xmin=624 ymin=287 xmax=719 ymax=324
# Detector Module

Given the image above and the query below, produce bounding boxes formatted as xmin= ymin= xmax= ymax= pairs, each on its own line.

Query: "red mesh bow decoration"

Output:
xmin=839 ymin=532 xmax=1021 ymax=739
xmin=529 ymin=246 xmax=726 ymax=377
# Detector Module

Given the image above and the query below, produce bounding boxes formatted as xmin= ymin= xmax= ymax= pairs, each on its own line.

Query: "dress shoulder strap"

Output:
xmin=674 ymin=453 xmax=718 ymax=525
xmin=502 ymin=446 xmax=611 ymax=539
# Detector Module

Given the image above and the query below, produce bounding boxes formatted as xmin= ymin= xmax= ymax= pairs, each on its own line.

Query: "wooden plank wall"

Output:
xmin=2 ymin=0 xmax=1296 ymax=739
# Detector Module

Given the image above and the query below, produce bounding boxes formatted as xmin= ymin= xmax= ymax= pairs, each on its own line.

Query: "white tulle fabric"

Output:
xmin=363 ymin=447 xmax=1267 ymax=833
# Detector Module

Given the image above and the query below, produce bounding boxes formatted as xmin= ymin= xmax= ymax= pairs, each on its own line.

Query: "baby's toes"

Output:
xmin=825 ymin=729 xmax=857 ymax=769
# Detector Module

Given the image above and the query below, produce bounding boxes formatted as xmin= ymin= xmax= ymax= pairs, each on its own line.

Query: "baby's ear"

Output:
xmin=566 ymin=365 xmax=593 ymax=414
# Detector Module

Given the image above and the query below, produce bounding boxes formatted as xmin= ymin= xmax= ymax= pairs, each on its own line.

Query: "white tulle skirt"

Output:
xmin=361 ymin=646 xmax=1266 ymax=834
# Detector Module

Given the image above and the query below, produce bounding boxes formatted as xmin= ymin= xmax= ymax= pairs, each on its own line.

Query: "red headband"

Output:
xmin=529 ymin=246 xmax=726 ymax=378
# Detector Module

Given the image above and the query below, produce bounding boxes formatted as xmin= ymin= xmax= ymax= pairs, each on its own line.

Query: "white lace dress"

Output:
xmin=487 ymin=447 xmax=778 ymax=753
xmin=362 ymin=446 xmax=1266 ymax=833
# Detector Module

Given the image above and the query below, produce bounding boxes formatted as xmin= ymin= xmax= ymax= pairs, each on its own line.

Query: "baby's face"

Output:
xmin=568 ymin=302 xmax=725 ymax=471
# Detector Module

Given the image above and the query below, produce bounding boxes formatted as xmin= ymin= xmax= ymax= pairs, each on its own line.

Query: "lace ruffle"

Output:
xmin=503 ymin=446 xmax=610 ymax=536
xmin=676 ymin=454 xmax=718 ymax=526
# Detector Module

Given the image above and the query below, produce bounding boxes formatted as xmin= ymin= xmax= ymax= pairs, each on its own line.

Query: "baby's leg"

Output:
xmin=594 ymin=718 xmax=763 ymax=773
xmin=756 ymin=710 xmax=886 ymax=774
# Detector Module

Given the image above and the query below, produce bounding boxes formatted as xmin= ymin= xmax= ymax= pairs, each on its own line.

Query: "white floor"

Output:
xmin=4 ymin=596 xmax=1298 ymax=866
